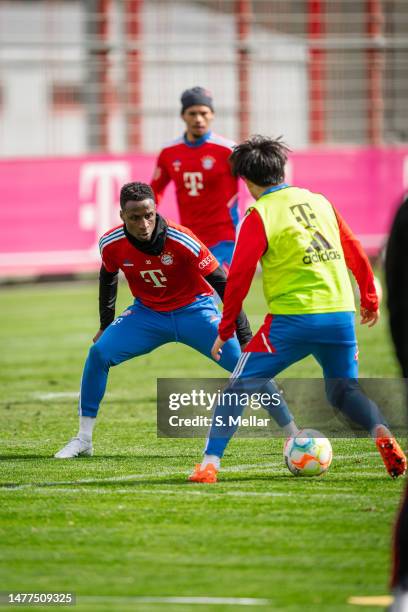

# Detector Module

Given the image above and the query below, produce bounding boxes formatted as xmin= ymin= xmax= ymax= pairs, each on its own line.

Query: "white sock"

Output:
xmin=283 ymin=421 xmax=300 ymax=436
xmin=371 ymin=424 xmax=392 ymax=439
xmin=201 ymin=454 xmax=221 ymax=470
xmin=78 ymin=416 xmax=95 ymax=442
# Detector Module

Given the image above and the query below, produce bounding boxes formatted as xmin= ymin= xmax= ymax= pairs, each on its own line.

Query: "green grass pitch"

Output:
xmin=0 ymin=275 xmax=406 ymax=611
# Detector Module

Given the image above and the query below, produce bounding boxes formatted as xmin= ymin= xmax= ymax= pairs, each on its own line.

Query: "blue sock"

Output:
xmin=325 ymin=378 xmax=387 ymax=432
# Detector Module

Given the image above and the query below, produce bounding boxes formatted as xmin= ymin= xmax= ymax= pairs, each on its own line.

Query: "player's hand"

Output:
xmin=211 ymin=335 xmax=225 ymax=361
xmin=93 ymin=329 xmax=104 ymax=343
xmin=360 ymin=307 xmax=380 ymax=327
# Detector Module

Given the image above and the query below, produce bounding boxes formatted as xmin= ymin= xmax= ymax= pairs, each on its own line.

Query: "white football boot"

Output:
xmin=54 ymin=437 xmax=93 ymax=459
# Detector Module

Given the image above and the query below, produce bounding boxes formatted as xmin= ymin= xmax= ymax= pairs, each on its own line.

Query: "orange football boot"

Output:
xmin=188 ymin=463 xmax=218 ymax=483
xmin=376 ymin=431 xmax=407 ymax=478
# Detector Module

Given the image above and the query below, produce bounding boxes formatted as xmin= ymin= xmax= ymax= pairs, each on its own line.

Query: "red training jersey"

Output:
xmin=151 ymin=131 xmax=239 ymax=248
xmin=219 ymin=207 xmax=379 ymax=341
xmin=99 ymin=220 xmax=219 ymax=311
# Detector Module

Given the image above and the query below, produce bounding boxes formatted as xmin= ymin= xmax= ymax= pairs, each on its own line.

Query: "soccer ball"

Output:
xmin=284 ymin=428 xmax=333 ymax=477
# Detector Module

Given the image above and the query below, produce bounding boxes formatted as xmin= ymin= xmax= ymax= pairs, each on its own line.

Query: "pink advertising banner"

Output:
xmin=0 ymin=147 xmax=407 ymax=277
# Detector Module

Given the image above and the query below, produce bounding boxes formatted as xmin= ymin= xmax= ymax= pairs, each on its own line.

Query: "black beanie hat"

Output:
xmin=180 ymin=86 xmax=214 ymax=113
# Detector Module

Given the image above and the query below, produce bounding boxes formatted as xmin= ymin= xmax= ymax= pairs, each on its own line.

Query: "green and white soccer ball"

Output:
xmin=284 ymin=428 xmax=333 ymax=477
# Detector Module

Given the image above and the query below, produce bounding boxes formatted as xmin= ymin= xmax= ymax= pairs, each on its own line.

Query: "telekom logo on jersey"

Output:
xmin=183 ymin=172 xmax=203 ymax=196
xmin=140 ymin=269 xmax=167 ymax=287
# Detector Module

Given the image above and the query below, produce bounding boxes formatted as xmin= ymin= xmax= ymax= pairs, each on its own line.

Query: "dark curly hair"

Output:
xmin=120 ymin=182 xmax=156 ymax=209
xmin=229 ymin=135 xmax=291 ymax=187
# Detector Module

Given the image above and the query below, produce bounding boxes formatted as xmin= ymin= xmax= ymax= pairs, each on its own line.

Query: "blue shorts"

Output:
xmin=210 ymin=241 xmax=235 ymax=271
xmin=234 ymin=311 xmax=359 ymax=380
xmin=93 ymin=295 xmax=241 ymax=371
xmin=79 ymin=295 xmax=245 ymax=417
xmin=205 ymin=312 xmax=385 ymax=458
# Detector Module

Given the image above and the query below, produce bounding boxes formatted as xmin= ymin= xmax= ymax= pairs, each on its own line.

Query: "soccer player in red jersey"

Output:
xmin=151 ymin=87 xmax=239 ymax=271
xmin=55 ymin=182 xmax=298 ymax=459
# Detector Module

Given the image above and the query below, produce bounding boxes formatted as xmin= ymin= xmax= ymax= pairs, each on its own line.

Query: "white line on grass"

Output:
xmin=0 ymin=467 xmax=371 ymax=490
xmin=0 ymin=472 xmax=376 ymax=498
xmin=0 ymin=452 xmax=386 ymax=492
xmin=33 ymin=392 xmax=79 ymax=400
xmin=78 ymin=595 xmax=270 ymax=606
xmin=0 ymin=461 xmax=280 ymax=491
xmin=31 ymin=391 xmax=114 ymax=401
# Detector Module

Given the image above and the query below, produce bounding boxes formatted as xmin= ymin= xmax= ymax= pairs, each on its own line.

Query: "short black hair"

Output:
xmin=229 ymin=135 xmax=291 ymax=187
xmin=120 ymin=182 xmax=155 ymax=209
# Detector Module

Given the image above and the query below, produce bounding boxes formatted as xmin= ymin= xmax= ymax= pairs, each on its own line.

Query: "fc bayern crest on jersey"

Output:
xmin=201 ymin=155 xmax=215 ymax=170
xmin=160 ymin=252 xmax=174 ymax=265
xmin=172 ymin=160 xmax=181 ymax=172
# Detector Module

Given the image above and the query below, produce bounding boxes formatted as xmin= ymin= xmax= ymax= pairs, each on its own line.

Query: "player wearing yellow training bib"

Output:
xmin=189 ymin=135 xmax=406 ymax=484
xmin=248 ymin=185 xmax=355 ymax=315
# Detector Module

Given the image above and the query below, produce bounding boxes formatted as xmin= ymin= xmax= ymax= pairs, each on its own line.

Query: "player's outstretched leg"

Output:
xmin=316 ymin=342 xmax=407 ymax=478
xmin=178 ymin=300 xmax=300 ymax=482
xmin=54 ymin=340 xmax=108 ymax=459
xmin=327 ymin=379 xmax=406 ymax=478
xmin=189 ymin=379 xmax=298 ymax=482
xmin=326 ymin=378 xmax=407 ymax=478
xmin=55 ymin=340 xmax=110 ymax=458
xmin=55 ymin=304 xmax=168 ymax=458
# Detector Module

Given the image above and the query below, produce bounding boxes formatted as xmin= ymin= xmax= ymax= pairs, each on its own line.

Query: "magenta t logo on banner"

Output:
xmin=79 ymin=161 xmax=131 ymax=247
